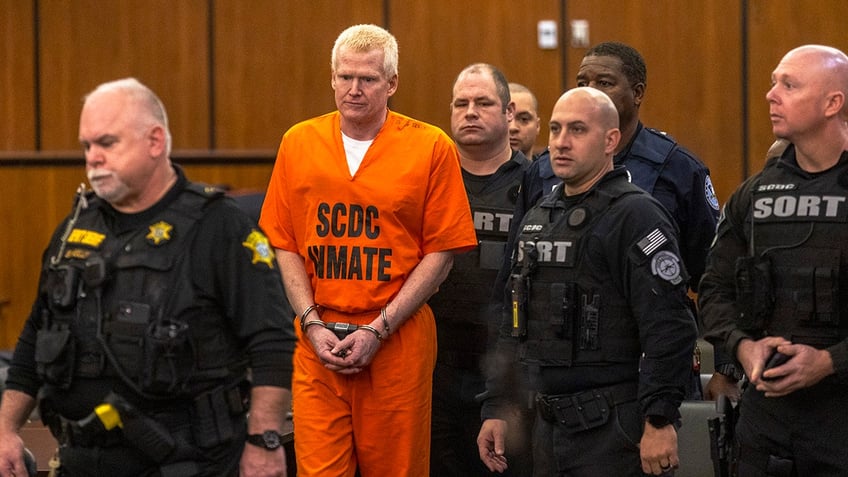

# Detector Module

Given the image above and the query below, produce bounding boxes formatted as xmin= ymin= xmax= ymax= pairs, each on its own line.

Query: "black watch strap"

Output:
xmin=716 ymin=363 xmax=743 ymax=381
xmin=246 ymin=430 xmax=283 ymax=450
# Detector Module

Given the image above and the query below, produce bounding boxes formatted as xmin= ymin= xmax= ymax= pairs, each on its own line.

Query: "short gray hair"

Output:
xmin=85 ymin=78 xmax=172 ymax=155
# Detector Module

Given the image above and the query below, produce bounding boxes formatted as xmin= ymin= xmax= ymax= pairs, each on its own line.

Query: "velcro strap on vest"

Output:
xmin=478 ymin=240 xmax=506 ymax=270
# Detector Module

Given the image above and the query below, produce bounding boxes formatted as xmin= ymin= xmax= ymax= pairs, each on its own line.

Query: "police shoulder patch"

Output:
xmin=242 ymin=229 xmax=275 ymax=269
xmin=651 ymin=250 xmax=683 ymax=285
xmin=705 ymin=175 xmax=720 ymax=211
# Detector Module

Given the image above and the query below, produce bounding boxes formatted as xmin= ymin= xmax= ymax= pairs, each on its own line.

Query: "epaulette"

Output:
xmin=184 ymin=182 xmax=226 ymax=199
xmin=629 ymin=127 xmax=678 ymax=165
xmin=645 ymin=127 xmax=678 ymax=144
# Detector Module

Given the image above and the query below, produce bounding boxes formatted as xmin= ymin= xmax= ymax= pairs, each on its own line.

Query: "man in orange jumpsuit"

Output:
xmin=259 ymin=24 xmax=477 ymax=477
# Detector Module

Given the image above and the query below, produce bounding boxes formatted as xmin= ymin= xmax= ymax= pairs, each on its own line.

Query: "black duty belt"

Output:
xmin=49 ymin=412 xmax=124 ymax=448
xmin=535 ymin=382 xmax=637 ymax=434
xmin=42 ymin=384 xmax=246 ymax=451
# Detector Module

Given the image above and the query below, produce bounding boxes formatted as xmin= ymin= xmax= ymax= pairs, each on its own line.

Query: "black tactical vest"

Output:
xmin=516 ymin=178 xmax=643 ymax=367
xmin=428 ymin=164 xmax=523 ymax=353
xmin=738 ymin=158 xmax=848 ymax=348
xmin=36 ymin=184 xmax=241 ymax=398
xmin=431 ymin=176 xmax=520 ymax=311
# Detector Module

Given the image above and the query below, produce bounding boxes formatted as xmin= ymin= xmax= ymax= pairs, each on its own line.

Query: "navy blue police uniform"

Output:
xmin=429 ymin=150 xmax=530 ymax=477
xmin=483 ymin=166 xmax=697 ymax=476
xmin=5 ymin=167 xmax=296 ymax=477
xmin=699 ymin=145 xmax=848 ymax=476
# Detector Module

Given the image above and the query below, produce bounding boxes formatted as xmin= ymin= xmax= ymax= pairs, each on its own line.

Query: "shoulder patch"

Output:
xmin=651 ymin=250 xmax=683 ymax=285
xmin=637 ymin=228 xmax=667 ymax=256
xmin=704 ymin=175 xmax=720 ymax=211
xmin=242 ymin=229 xmax=275 ymax=269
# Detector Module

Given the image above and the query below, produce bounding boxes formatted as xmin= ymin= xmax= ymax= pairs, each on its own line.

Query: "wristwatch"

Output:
xmin=716 ymin=363 xmax=743 ymax=381
xmin=246 ymin=430 xmax=284 ymax=450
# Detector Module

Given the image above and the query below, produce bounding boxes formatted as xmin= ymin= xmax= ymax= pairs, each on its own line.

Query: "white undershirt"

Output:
xmin=342 ymin=133 xmax=374 ymax=175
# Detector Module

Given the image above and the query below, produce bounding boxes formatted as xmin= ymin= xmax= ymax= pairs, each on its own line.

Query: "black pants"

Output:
xmin=532 ymin=398 xmax=673 ymax=477
xmin=735 ymin=382 xmax=848 ymax=477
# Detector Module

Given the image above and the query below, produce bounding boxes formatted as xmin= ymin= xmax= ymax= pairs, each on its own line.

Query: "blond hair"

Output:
xmin=331 ymin=24 xmax=398 ymax=78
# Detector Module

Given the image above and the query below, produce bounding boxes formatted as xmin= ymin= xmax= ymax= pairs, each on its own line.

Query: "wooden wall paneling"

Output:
xmin=564 ymin=0 xmax=743 ymax=206
xmin=179 ymin=162 xmax=275 ymax=193
xmin=38 ymin=0 xmax=211 ymax=150
xmin=0 ymin=1 xmax=36 ymax=150
xmin=746 ymin=0 xmax=848 ymax=176
xmin=213 ymin=0 xmax=384 ymax=150
xmin=0 ymin=164 xmax=88 ymax=348
xmin=0 ymin=165 xmax=17 ymax=347
xmin=0 ymin=0 xmax=36 ymax=345
xmin=0 ymin=164 xmax=9 ymax=346
xmin=388 ymin=0 xmax=562 ymax=149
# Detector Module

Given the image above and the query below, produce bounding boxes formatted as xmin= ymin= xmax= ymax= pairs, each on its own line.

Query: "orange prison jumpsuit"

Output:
xmin=260 ymin=110 xmax=477 ymax=476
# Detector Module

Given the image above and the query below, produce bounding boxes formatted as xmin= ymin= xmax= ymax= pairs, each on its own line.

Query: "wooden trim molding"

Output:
xmin=0 ymin=149 xmax=277 ymax=167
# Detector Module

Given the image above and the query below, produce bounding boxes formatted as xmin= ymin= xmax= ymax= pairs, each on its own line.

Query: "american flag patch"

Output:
xmin=637 ymin=228 xmax=667 ymax=256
